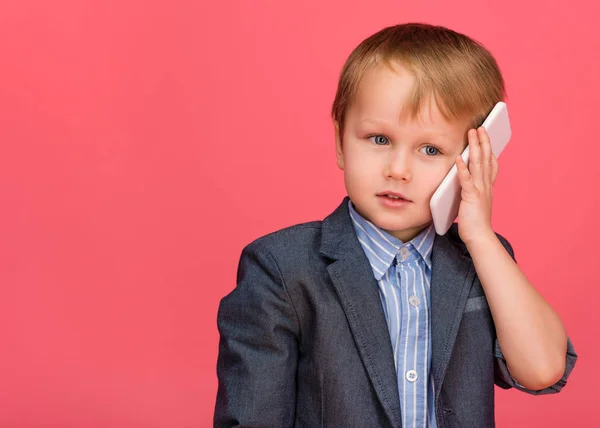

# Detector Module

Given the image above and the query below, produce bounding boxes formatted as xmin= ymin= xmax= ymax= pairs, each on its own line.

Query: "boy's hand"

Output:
xmin=455 ymin=127 xmax=498 ymax=247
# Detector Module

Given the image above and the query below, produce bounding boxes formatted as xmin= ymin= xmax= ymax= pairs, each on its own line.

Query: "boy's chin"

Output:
xmin=369 ymin=214 xmax=431 ymax=236
xmin=350 ymin=199 xmax=432 ymax=233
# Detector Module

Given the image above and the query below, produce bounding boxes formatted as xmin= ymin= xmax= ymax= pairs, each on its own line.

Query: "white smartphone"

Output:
xmin=429 ymin=101 xmax=512 ymax=235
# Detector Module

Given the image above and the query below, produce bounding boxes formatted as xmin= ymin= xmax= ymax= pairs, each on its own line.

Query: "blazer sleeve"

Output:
xmin=214 ymin=240 xmax=301 ymax=428
xmin=492 ymin=234 xmax=578 ymax=395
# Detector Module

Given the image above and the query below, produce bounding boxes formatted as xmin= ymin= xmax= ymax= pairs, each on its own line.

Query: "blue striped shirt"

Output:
xmin=349 ymin=200 xmax=438 ymax=428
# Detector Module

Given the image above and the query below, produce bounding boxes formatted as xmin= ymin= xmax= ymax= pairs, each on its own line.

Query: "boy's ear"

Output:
xmin=334 ymin=120 xmax=344 ymax=170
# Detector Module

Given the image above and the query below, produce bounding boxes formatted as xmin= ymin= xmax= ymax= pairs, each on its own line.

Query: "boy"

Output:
xmin=214 ymin=23 xmax=577 ymax=428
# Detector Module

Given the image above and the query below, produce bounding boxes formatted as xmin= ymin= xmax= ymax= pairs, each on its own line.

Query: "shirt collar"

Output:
xmin=348 ymin=199 xmax=435 ymax=280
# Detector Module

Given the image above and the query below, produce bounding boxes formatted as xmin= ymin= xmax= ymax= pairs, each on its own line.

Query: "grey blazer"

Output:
xmin=215 ymin=197 xmax=577 ymax=428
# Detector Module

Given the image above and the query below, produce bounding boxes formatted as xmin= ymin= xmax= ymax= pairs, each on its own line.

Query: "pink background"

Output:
xmin=0 ymin=0 xmax=597 ymax=426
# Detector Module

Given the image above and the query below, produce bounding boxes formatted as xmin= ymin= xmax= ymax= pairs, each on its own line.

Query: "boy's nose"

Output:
xmin=384 ymin=152 xmax=412 ymax=182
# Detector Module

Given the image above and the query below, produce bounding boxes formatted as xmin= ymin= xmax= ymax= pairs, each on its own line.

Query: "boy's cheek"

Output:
xmin=428 ymin=161 xmax=455 ymax=187
xmin=422 ymin=175 xmax=447 ymax=201
xmin=346 ymin=164 xmax=378 ymax=184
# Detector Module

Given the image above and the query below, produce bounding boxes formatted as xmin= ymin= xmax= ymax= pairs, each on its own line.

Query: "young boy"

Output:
xmin=214 ymin=23 xmax=577 ymax=428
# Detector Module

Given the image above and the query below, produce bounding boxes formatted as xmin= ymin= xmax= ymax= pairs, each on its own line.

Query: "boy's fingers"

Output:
xmin=456 ymin=155 xmax=476 ymax=194
xmin=467 ymin=129 xmax=483 ymax=188
xmin=492 ymin=156 xmax=499 ymax=184
xmin=477 ymin=127 xmax=493 ymax=188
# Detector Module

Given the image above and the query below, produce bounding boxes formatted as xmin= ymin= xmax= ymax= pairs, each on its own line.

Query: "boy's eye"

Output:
xmin=368 ymin=135 xmax=389 ymax=145
xmin=420 ymin=146 xmax=440 ymax=156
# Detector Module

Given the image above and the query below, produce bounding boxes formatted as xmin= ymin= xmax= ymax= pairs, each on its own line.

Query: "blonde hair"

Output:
xmin=331 ymin=23 xmax=505 ymax=137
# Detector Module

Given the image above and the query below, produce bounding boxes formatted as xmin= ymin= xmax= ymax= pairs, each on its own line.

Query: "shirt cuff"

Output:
xmin=494 ymin=337 xmax=578 ymax=395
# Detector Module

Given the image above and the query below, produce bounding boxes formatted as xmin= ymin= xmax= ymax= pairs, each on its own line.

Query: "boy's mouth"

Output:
xmin=377 ymin=191 xmax=411 ymax=202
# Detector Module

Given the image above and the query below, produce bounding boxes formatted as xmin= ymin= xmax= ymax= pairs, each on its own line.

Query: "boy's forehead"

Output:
xmin=354 ymin=63 xmax=414 ymax=108
xmin=352 ymin=92 xmax=453 ymax=132
xmin=348 ymin=64 xmax=471 ymax=136
xmin=352 ymin=66 xmax=423 ymax=122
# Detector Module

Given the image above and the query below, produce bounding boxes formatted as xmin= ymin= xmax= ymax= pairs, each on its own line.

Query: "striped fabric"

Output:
xmin=348 ymin=200 xmax=438 ymax=428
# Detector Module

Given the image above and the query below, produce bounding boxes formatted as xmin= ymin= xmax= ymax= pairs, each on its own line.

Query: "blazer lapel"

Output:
xmin=320 ymin=198 xmax=402 ymax=428
xmin=430 ymin=228 xmax=476 ymax=399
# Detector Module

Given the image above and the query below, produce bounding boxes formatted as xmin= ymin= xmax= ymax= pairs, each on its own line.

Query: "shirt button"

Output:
xmin=399 ymin=247 xmax=410 ymax=261
xmin=409 ymin=295 xmax=420 ymax=307
xmin=406 ymin=370 xmax=418 ymax=382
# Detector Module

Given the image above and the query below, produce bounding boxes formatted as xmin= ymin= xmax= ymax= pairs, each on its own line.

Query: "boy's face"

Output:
xmin=335 ymin=62 xmax=472 ymax=242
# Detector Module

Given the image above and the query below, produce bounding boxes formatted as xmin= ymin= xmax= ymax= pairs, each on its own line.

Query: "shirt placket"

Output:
xmin=397 ymin=249 xmax=429 ymax=428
